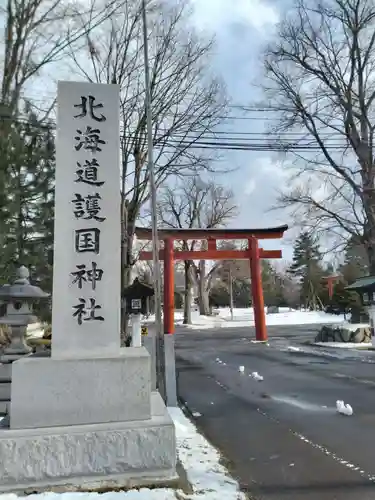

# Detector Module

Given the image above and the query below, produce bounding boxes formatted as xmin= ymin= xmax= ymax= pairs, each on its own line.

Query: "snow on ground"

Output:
xmin=314 ymin=342 xmax=372 ymax=349
xmin=173 ymin=307 xmax=347 ymax=329
xmin=28 ymin=307 xmax=349 ymax=338
xmin=0 ymin=408 xmax=245 ymax=500
xmin=169 ymin=407 xmax=246 ymax=499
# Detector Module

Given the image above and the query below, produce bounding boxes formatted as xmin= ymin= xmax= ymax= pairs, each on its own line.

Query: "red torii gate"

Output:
xmin=136 ymin=225 xmax=288 ymax=341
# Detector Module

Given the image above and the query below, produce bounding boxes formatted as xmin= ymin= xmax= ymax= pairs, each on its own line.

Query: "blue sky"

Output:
xmin=191 ymin=0 xmax=295 ymax=260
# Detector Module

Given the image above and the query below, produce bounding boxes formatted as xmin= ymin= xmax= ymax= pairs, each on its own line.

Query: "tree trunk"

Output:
xmin=198 ymin=260 xmax=210 ymax=315
xmin=183 ymin=261 xmax=192 ymax=324
xmin=120 ymin=213 xmax=135 ymax=345
xmin=363 ymin=195 xmax=375 ymax=275
xmin=365 ymin=232 xmax=375 ymax=276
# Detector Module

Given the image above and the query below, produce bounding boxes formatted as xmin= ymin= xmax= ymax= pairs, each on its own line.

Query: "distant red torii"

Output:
xmin=136 ymin=225 xmax=288 ymax=341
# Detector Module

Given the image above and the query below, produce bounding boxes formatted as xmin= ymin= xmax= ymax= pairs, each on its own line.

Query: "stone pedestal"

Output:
xmin=0 ymin=346 xmax=177 ymax=492
xmin=0 ymin=393 xmax=176 ymax=493
xmin=10 ymin=347 xmax=151 ymax=429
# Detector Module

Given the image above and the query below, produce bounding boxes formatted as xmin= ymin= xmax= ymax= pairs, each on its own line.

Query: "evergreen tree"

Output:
xmin=0 ymin=110 xmax=55 ymax=320
xmin=262 ymin=261 xmax=285 ymax=307
xmin=330 ymin=281 xmax=360 ymax=316
xmin=289 ymin=232 xmax=325 ymax=309
xmin=340 ymin=236 xmax=369 ymax=283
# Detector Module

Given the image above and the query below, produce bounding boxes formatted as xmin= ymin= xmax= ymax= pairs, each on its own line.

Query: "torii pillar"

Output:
xmin=249 ymin=238 xmax=267 ymax=342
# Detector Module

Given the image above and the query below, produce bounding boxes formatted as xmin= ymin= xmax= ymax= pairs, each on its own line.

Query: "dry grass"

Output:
xmin=0 ymin=324 xmax=11 ymax=348
xmin=43 ymin=324 xmax=52 ymax=339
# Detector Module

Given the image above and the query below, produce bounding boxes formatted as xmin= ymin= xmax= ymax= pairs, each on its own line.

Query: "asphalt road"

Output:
xmin=175 ymin=323 xmax=375 ymax=499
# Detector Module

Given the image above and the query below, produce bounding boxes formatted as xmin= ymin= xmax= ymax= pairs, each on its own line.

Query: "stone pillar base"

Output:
xmin=0 ymin=393 xmax=176 ymax=493
xmin=10 ymin=347 xmax=152 ymax=429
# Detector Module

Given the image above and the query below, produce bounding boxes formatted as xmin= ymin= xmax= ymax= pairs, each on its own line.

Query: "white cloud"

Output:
xmin=191 ymin=0 xmax=279 ymax=32
xmin=244 ymin=178 xmax=256 ymax=195
xmin=257 ymin=156 xmax=289 ymax=180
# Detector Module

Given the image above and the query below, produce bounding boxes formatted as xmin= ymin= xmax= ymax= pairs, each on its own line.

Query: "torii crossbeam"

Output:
xmin=136 ymin=225 xmax=288 ymax=341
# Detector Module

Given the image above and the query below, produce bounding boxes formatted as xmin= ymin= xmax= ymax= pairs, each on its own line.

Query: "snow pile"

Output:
xmin=250 ymin=372 xmax=264 ymax=381
xmin=336 ymin=400 xmax=353 ymax=416
xmin=0 ymin=408 xmax=245 ymax=500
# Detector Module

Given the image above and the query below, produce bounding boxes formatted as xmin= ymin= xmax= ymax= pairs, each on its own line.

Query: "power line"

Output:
xmin=0 ymin=115 xmax=351 ymax=141
xmin=0 ymin=115 xmax=356 ymax=152
xmin=154 ymin=141 xmax=349 ymax=152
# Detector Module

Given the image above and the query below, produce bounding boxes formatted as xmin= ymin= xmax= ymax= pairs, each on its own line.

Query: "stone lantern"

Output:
xmin=0 ymin=266 xmax=50 ymax=359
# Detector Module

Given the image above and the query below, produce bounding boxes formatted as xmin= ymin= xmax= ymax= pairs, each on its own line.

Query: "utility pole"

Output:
xmin=229 ymin=265 xmax=234 ymax=320
xmin=141 ymin=0 xmax=165 ymax=400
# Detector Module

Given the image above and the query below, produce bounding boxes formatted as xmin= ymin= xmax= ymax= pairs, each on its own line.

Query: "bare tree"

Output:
xmin=0 ymin=0 xmax=122 ymax=116
xmin=69 ymin=0 xmax=228 ymax=293
xmin=262 ymin=0 xmax=375 ymax=271
xmin=209 ymin=241 xmax=250 ymax=318
xmin=157 ymin=176 xmax=237 ymax=321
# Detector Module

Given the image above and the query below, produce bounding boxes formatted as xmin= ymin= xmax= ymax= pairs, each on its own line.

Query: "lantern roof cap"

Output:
xmin=0 ymin=266 xmax=50 ymax=300
xmin=122 ymin=278 xmax=154 ymax=298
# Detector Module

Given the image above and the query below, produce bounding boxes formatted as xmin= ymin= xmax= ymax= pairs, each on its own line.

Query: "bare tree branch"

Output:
xmin=261 ymin=0 xmax=375 ymax=268
xmin=69 ymin=0 xmax=227 ymax=214
xmin=68 ymin=0 xmax=228 ymax=296
xmin=1 ymin=0 xmax=128 ymax=116
xmin=156 ymin=176 xmax=237 ymax=316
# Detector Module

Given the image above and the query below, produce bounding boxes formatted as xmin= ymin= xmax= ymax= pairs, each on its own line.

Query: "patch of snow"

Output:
xmin=287 ymin=346 xmax=301 ymax=352
xmin=335 ymin=323 xmax=370 ymax=331
xmin=250 ymin=372 xmax=263 ymax=381
xmin=336 ymin=400 xmax=353 ymax=416
xmin=0 ymin=408 xmax=245 ymax=500
xmin=314 ymin=342 xmax=372 ymax=349
xmin=25 ymin=322 xmax=44 ymax=338
xmin=272 ymin=396 xmax=331 ymax=412
xmin=274 ymin=341 xmax=375 ymax=361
